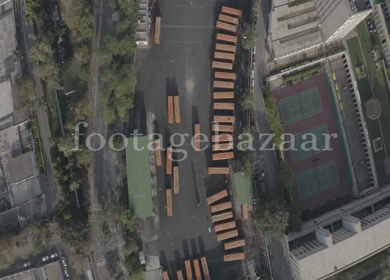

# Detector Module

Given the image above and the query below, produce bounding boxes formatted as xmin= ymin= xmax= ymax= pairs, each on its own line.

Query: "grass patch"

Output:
xmin=32 ymin=118 xmax=46 ymax=173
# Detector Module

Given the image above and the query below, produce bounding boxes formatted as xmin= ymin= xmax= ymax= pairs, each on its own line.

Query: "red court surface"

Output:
xmin=271 ymin=73 xmax=352 ymax=211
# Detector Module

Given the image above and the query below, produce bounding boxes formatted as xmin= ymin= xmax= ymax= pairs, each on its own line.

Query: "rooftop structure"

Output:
xmin=0 ymin=78 xmax=14 ymax=121
xmin=136 ymin=0 xmax=150 ymax=45
xmin=0 ymin=261 xmax=63 ymax=280
xmin=286 ymin=185 xmax=390 ymax=280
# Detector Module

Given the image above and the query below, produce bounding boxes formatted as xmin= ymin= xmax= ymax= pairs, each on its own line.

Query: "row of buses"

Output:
xmin=207 ymin=189 xmax=245 ymax=262
xmin=209 ymin=6 xmax=242 ymax=175
xmin=162 ymin=256 xmax=211 ymax=280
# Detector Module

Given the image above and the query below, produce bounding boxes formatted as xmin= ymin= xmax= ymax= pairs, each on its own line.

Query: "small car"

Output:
xmin=18 ymin=215 xmax=26 ymax=221
xmin=23 ymin=262 xmax=30 ymax=267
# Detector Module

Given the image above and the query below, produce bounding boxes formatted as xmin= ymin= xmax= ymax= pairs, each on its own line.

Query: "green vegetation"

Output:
xmin=123 ymin=253 xmax=144 ymax=279
xmin=112 ymin=135 xmax=125 ymax=150
xmin=100 ymin=222 xmax=112 ymax=240
xmin=241 ymin=151 xmax=257 ymax=180
xmin=243 ymin=25 xmax=257 ymax=50
xmin=98 ymin=0 xmax=139 ymax=125
xmin=32 ymin=118 xmax=46 ymax=172
xmin=283 ymin=65 xmax=324 ymax=84
xmin=241 ymin=90 xmax=253 ymax=110
xmin=265 ymin=96 xmax=284 ymax=148
xmin=60 ymin=0 xmax=94 ymax=41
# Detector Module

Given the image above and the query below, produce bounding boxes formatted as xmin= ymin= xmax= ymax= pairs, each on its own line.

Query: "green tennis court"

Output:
xmin=290 ymin=124 xmax=331 ymax=163
xmin=279 ymin=88 xmax=323 ymax=125
xmin=296 ymin=160 xmax=339 ymax=199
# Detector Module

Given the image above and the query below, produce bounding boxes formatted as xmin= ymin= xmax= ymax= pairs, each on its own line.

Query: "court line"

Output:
xmin=162 ymin=25 xmax=214 ymax=29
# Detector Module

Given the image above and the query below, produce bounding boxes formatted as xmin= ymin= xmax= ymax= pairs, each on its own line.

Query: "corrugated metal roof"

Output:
xmin=126 ymin=136 xmax=153 ymax=217
xmin=233 ymin=172 xmax=253 ymax=205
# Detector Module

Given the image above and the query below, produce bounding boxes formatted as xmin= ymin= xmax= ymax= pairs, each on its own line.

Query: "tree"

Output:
xmin=242 ymin=152 xmax=257 ymax=180
xmin=74 ymin=44 xmax=90 ymax=65
xmin=100 ymin=222 xmax=112 ymax=240
xmin=280 ymin=160 xmax=294 ymax=192
xmin=365 ymin=97 xmax=382 ymax=120
xmin=265 ymin=96 xmax=284 ymax=148
xmin=254 ymin=197 xmax=289 ymax=237
xmin=60 ymin=0 xmax=94 ymax=41
xmin=120 ymin=208 xmax=137 ymax=234
xmin=243 ymin=25 xmax=257 ymax=49
xmin=123 ymin=253 xmax=143 ymax=279
xmin=241 ymin=90 xmax=253 ymax=110
xmin=60 ymin=220 xmax=91 ymax=255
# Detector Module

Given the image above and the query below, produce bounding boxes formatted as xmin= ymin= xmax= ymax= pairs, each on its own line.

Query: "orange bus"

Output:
xmin=242 ymin=204 xmax=249 ymax=220
xmin=163 ymin=271 xmax=169 ymax=280
xmin=212 ymin=124 xmax=234 ymax=133
xmin=177 ymin=270 xmax=184 ymax=280
xmin=216 ymin=33 xmax=237 ymax=44
xmin=212 ymin=134 xmax=233 ymax=143
xmin=214 ymin=51 xmax=235 ymax=61
xmin=215 ymin=72 xmax=236 ymax=80
xmin=214 ymin=115 xmax=235 ymax=123
xmin=166 ymin=189 xmax=173 ymax=216
xmin=224 ymin=253 xmax=245 ymax=262
xmin=193 ymin=259 xmax=202 ymax=280
xmin=211 ymin=201 xmax=232 ymax=213
xmin=217 ymin=229 xmax=238 ymax=241
xmin=185 ymin=260 xmax=193 ymax=280
xmin=216 ymin=43 xmax=236 ymax=53
xmin=201 ymin=257 xmax=211 ymax=280
xmin=212 ymin=61 xmax=233 ymax=70
xmin=214 ymin=102 xmax=235 ymax=110
xmin=212 ymin=211 xmax=233 ymax=223
xmin=166 ymin=147 xmax=172 ymax=175
xmin=212 ymin=143 xmax=234 ymax=152
xmin=219 ymin=13 xmax=239 ymax=25
xmin=213 ymin=91 xmax=234 ymax=99
xmin=213 ymin=81 xmax=234 ymax=89
xmin=216 ymin=20 xmax=237 ymax=33
xmin=224 ymin=239 xmax=246 ymax=250
xmin=208 ymin=167 xmax=230 ymax=174
xmin=195 ymin=124 xmax=200 ymax=151
xmin=222 ymin=6 xmax=242 ymax=18
xmin=174 ymin=96 xmax=181 ymax=123
xmin=155 ymin=17 xmax=161 ymax=44
xmin=207 ymin=189 xmax=228 ymax=205
xmin=213 ymin=152 xmax=234 ymax=161
xmin=173 ymin=166 xmax=179 ymax=194
xmin=168 ymin=96 xmax=174 ymax=123
xmin=214 ymin=221 xmax=236 ymax=232
xmin=155 ymin=139 xmax=162 ymax=166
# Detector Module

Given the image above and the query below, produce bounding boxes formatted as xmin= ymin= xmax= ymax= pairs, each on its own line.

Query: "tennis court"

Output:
xmin=279 ymin=87 xmax=323 ymax=125
xmin=290 ymin=124 xmax=331 ymax=163
xmin=296 ymin=160 xmax=340 ymax=199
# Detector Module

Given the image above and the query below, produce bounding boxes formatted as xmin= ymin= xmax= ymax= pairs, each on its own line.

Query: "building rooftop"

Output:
xmin=0 ymin=78 xmax=14 ymax=121
xmin=0 ymin=125 xmax=21 ymax=186
xmin=11 ymin=151 xmax=38 ymax=183
xmin=0 ymin=261 xmax=62 ymax=280
xmin=269 ymin=0 xmax=323 ymax=58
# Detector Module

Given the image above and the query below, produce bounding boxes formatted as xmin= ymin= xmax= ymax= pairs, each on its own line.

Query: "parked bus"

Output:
xmin=214 ymin=51 xmax=235 ymax=61
xmin=201 ymin=257 xmax=211 ymax=280
xmin=212 ymin=211 xmax=233 ymax=223
xmin=166 ymin=189 xmax=173 ymax=217
xmin=174 ymin=96 xmax=181 ymax=123
xmin=207 ymin=189 xmax=228 ymax=205
xmin=214 ymin=221 xmax=236 ymax=232
xmin=216 ymin=43 xmax=236 ymax=53
xmin=217 ymin=229 xmax=238 ymax=241
xmin=195 ymin=124 xmax=200 ymax=151
xmin=212 ymin=61 xmax=233 ymax=70
xmin=163 ymin=271 xmax=169 ymax=280
xmin=216 ymin=20 xmax=237 ymax=33
xmin=215 ymin=71 xmax=236 ymax=80
xmin=211 ymin=201 xmax=232 ymax=213
xmin=177 ymin=270 xmax=184 ymax=280
xmin=219 ymin=13 xmax=239 ymax=25
xmin=213 ymin=91 xmax=234 ymax=99
xmin=168 ymin=96 xmax=174 ymax=123
xmin=221 ymin=6 xmax=242 ymax=18
xmin=185 ymin=260 xmax=193 ymax=280
xmin=224 ymin=253 xmax=245 ymax=262
xmin=216 ymin=33 xmax=237 ymax=44
xmin=212 ymin=143 xmax=234 ymax=152
xmin=173 ymin=166 xmax=179 ymax=194
xmin=224 ymin=239 xmax=246 ymax=250
xmin=208 ymin=167 xmax=230 ymax=175
xmin=213 ymin=152 xmax=234 ymax=161
xmin=193 ymin=259 xmax=202 ymax=280
xmin=214 ymin=102 xmax=235 ymax=110
xmin=212 ymin=124 xmax=234 ymax=133
xmin=166 ymin=147 xmax=172 ymax=175
xmin=212 ymin=134 xmax=233 ymax=143
xmin=155 ymin=17 xmax=161 ymax=44
xmin=214 ymin=115 xmax=235 ymax=123
xmin=155 ymin=139 xmax=162 ymax=166
xmin=213 ymin=81 xmax=234 ymax=89
xmin=242 ymin=204 xmax=249 ymax=220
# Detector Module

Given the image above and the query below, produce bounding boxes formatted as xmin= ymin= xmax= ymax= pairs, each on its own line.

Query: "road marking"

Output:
xmin=162 ymin=25 xmax=214 ymax=29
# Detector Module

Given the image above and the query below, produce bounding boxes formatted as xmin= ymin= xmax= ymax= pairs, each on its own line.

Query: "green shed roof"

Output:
xmin=126 ymin=136 xmax=153 ymax=217
xmin=233 ymin=172 xmax=253 ymax=205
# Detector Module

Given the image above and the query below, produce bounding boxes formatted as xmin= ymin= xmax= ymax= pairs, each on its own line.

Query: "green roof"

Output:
xmin=126 ymin=136 xmax=153 ymax=217
xmin=233 ymin=172 xmax=253 ymax=205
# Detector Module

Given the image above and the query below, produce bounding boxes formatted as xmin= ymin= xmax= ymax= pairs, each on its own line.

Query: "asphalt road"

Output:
xmin=252 ymin=1 xmax=293 ymax=279
xmin=134 ymin=0 xmax=245 ymax=278
xmin=0 ymin=0 xmax=59 ymax=228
